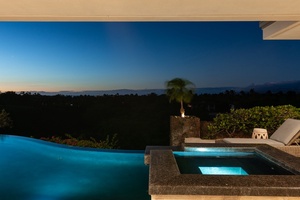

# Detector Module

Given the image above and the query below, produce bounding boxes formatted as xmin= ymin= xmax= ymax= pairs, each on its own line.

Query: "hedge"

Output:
xmin=207 ymin=105 xmax=300 ymax=138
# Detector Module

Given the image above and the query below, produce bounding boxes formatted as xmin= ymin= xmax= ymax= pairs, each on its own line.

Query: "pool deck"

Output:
xmin=145 ymin=144 xmax=300 ymax=200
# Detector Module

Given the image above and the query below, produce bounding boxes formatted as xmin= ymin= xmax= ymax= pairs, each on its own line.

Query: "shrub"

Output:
xmin=41 ymin=134 xmax=119 ymax=149
xmin=0 ymin=109 xmax=12 ymax=128
xmin=207 ymin=105 xmax=300 ymax=138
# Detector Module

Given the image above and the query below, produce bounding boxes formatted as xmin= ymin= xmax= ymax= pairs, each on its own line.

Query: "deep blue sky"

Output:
xmin=1 ymin=22 xmax=300 ymax=92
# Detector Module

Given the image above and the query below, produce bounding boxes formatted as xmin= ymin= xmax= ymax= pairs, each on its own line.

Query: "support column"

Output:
xmin=170 ymin=116 xmax=200 ymax=146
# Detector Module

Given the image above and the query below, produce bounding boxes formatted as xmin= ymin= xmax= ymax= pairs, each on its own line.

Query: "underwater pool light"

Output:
xmin=199 ymin=166 xmax=248 ymax=175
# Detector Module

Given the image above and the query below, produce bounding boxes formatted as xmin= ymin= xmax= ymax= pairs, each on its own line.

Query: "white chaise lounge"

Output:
xmin=222 ymin=118 xmax=300 ymax=146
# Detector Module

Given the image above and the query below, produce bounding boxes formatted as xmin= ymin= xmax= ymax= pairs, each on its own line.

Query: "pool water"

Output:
xmin=174 ymin=150 xmax=294 ymax=175
xmin=0 ymin=135 xmax=150 ymax=200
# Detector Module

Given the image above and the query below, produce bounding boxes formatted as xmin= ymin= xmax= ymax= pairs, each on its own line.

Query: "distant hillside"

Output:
xmin=34 ymin=87 xmax=238 ymax=96
xmin=31 ymin=80 xmax=300 ymax=96
xmin=36 ymin=89 xmax=165 ymax=96
xmin=243 ymin=80 xmax=300 ymax=93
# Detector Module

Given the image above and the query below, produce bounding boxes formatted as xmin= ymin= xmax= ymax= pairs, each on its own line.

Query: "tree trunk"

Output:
xmin=180 ymin=99 xmax=185 ymax=117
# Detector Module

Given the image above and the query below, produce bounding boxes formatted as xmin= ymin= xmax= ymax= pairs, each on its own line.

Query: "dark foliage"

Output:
xmin=1 ymin=90 xmax=300 ymax=149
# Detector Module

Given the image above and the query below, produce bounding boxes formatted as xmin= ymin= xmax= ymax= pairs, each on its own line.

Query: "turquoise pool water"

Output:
xmin=0 ymin=135 xmax=150 ymax=200
xmin=174 ymin=149 xmax=294 ymax=175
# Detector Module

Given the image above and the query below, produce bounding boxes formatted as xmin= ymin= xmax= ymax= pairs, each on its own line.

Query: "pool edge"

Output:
xmin=147 ymin=144 xmax=300 ymax=198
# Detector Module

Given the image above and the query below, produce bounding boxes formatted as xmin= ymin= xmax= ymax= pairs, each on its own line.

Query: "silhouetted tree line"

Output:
xmin=1 ymin=90 xmax=300 ymax=149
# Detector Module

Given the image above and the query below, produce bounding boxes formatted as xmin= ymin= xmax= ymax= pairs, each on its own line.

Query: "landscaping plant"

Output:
xmin=41 ymin=133 xmax=119 ymax=149
xmin=165 ymin=78 xmax=195 ymax=117
xmin=0 ymin=109 xmax=12 ymax=129
xmin=207 ymin=105 xmax=300 ymax=138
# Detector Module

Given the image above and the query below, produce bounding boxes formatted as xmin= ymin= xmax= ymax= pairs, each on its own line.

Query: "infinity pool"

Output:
xmin=0 ymin=135 xmax=150 ymax=200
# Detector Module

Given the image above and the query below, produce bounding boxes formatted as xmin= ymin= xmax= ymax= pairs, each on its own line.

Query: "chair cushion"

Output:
xmin=270 ymin=118 xmax=300 ymax=145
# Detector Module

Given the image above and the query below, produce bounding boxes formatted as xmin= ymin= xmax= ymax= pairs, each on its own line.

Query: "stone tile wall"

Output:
xmin=170 ymin=116 xmax=200 ymax=146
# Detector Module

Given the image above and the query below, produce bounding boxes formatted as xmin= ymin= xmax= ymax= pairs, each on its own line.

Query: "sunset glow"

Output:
xmin=1 ymin=22 xmax=300 ymax=92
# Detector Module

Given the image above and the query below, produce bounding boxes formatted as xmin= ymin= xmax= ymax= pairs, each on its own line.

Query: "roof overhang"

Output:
xmin=260 ymin=21 xmax=300 ymax=40
xmin=1 ymin=0 xmax=300 ymax=40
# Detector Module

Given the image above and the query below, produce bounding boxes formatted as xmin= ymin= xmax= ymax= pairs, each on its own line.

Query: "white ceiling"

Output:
xmin=1 ymin=0 xmax=300 ymax=40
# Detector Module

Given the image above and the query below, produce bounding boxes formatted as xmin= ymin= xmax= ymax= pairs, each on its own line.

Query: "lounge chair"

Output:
xmin=222 ymin=118 xmax=300 ymax=146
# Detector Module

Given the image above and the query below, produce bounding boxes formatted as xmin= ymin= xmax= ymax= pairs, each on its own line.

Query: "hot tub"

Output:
xmin=146 ymin=144 xmax=300 ymax=200
xmin=174 ymin=148 xmax=294 ymax=175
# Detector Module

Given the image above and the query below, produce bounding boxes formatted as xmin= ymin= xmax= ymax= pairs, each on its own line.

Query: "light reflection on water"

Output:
xmin=174 ymin=147 xmax=294 ymax=175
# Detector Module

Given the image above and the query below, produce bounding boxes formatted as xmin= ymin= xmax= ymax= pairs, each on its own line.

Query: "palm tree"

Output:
xmin=166 ymin=78 xmax=195 ymax=117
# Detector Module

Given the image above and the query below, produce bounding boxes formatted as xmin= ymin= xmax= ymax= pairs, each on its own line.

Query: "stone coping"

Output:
xmin=184 ymin=138 xmax=216 ymax=143
xmin=145 ymin=146 xmax=181 ymax=165
xmin=275 ymin=146 xmax=300 ymax=157
xmin=148 ymin=144 xmax=300 ymax=197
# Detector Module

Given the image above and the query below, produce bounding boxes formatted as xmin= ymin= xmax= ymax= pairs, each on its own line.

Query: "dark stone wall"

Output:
xmin=170 ymin=116 xmax=200 ymax=146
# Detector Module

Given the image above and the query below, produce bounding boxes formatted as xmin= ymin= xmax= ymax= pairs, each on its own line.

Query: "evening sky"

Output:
xmin=1 ymin=22 xmax=300 ymax=92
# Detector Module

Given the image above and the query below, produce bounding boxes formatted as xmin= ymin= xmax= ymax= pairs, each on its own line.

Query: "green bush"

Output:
xmin=0 ymin=109 xmax=12 ymax=128
xmin=207 ymin=105 xmax=300 ymax=138
xmin=41 ymin=134 xmax=119 ymax=149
